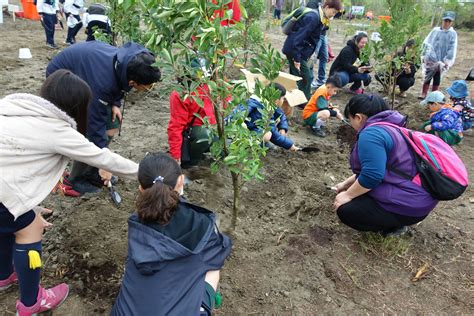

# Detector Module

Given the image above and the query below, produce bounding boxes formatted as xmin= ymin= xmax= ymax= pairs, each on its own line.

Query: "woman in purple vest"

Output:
xmin=333 ymin=94 xmax=438 ymax=235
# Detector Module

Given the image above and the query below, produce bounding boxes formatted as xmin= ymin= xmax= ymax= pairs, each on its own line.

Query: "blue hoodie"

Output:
xmin=111 ymin=201 xmax=232 ymax=316
xmin=46 ymin=41 xmax=150 ymax=148
xmin=239 ymin=97 xmax=294 ymax=150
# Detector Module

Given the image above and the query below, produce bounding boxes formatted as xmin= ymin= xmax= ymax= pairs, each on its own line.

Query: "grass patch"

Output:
xmin=355 ymin=232 xmax=411 ymax=258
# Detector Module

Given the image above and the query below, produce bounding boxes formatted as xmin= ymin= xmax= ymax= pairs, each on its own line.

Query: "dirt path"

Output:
xmin=0 ymin=17 xmax=473 ymax=315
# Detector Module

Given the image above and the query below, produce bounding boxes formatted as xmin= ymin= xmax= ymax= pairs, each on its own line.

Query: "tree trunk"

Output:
xmin=390 ymin=75 xmax=397 ymax=109
xmin=230 ymin=172 xmax=241 ymax=231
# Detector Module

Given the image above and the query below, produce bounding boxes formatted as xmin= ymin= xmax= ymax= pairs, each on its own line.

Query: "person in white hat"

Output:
xmin=419 ymin=11 xmax=458 ymax=99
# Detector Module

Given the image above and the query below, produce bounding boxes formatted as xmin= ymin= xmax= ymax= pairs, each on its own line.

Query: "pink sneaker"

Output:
xmin=0 ymin=272 xmax=17 ymax=291
xmin=16 ymin=283 xmax=69 ymax=316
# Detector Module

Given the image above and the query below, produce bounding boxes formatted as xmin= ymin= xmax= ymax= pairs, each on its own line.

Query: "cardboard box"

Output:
xmin=240 ymin=69 xmax=308 ymax=108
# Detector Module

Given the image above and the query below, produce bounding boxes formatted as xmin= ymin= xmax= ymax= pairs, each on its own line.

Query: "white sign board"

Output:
xmin=351 ymin=6 xmax=365 ymax=15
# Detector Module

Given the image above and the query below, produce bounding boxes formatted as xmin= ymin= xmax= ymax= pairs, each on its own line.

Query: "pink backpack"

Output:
xmin=371 ymin=122 xmax=469 ymax=201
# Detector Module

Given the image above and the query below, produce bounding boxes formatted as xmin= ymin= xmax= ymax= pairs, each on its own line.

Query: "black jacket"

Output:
xmin=329 ymin=40 xmax=360 ymax=75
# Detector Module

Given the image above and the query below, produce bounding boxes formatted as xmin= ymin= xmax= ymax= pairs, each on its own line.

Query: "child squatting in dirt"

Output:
xmin=233 ymin=83 xmax=299 ymax=151
xmin=111 ymin=153 xmax=232 ymax=315
xmin=302 ymin=75 xmax=345 ymax=137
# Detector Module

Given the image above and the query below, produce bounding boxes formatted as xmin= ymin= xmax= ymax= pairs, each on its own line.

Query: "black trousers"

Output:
xmin=337 ymin=195 xmax=427 ymax=233
xmin=397 ymin=76 xmax=415 ymax=92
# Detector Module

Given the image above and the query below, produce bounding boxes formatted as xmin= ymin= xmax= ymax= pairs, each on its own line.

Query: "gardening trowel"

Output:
xmin=107 ymin=181 xmax=122 ymax=207
xmin=298 ymin=146 xmax=320 ymax=153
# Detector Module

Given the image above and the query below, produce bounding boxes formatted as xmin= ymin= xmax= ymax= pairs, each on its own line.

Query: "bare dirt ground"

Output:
xmin=0 ymin=17 xmax=473 ymax=315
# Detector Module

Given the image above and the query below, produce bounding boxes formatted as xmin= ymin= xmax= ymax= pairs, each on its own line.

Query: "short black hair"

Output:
xmin=326 ymin=75 xmax=342 ymax=88
xmin=40 ymin=69 xmax=91 ymax=135
xmin=344 ymin=94 xmax=389 ymax=119
xmin=269 ymin=82 xmax=287 ymax=99
xmin=126 ymin=52 xmax=161 ymax=85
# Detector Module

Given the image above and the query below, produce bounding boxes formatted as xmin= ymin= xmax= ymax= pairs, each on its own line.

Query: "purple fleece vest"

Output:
xmin=350 ymin=111 xmax=438 ymax=217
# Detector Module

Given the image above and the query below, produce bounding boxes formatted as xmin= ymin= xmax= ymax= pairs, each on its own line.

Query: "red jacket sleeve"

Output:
xmin=167 ymin=91 xmax=189 ymax=160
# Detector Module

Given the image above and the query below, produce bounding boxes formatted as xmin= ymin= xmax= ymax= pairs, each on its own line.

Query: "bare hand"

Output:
xmin=294 ymin=61 xmax=301 ymax=71
xmin=99 ymin=169 xmax=113 ymax=185
xmin=424 ymin=125 xmax=432 ymax=132
xmin=279 ymin=129 xmax=287 ymax=136
xmin=358 ymin=67 xmax=365 ymax=73
xmin=333 ymin=192 xmax=352 ymax=210
xmin=263 ymin=131 xmax=272 ymax=142
xmin=33 ymin=207 xmax=53 ymax=229
xmin=334 ymin=181 xmax=349 ymax=193
xmin=111 ymin=105 xmax=122 ymax=123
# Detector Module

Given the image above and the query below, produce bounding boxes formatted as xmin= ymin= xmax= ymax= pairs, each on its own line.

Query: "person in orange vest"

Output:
xmin=302 ymin=75 xmax=344 ymax=137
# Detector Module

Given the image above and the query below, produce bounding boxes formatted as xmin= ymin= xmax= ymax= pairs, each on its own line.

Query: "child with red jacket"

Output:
xmin=167 ymin=84 xmax=216 ymax=168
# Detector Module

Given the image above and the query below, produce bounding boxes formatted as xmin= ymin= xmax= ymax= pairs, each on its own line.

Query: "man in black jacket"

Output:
xmin=282 ymin=0 xmax=342 ymax=99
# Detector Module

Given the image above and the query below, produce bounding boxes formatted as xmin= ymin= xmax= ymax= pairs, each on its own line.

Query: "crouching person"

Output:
xmin=168 ymin=82 xmax=216 ymax=169
xmin=302 ymin=75 xmax=344 ymax=137
xmin=0 ymin=70 xmax=138 ymax=316
xmin=237 ymin=83 xmax=299 ymax=151
xmin=111 ymin=153 xmax=232 ymax=316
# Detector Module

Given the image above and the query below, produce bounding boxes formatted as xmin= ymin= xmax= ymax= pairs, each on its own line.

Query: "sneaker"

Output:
xmin=16 ymin=284 xmax=69 ymax=316
xmin=383 ymin=226 xmax=409 ymax=237
xmin=399 ymin=91 xmax=407 ymax=98
xmin=46 ymin=43 xmax=58 ymax=49
xmin=0 ymin=272 xmax=17 ymax=291
xmin=72 ymin=179 xmax=101 ymax=195
xmin=310 ymin=126 xmax=326 ymax=137
xmin=62 ymin=184 xmax=82 ymax=197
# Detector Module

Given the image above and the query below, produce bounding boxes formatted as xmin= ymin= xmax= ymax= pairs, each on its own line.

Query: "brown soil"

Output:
xmin=0 ymin=18 xmax=473 ymax=315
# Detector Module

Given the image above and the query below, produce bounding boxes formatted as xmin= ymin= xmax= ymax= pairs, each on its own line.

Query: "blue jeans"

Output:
xmin=311 ymin=35 xmax=328 ymax=88
xmin=335 ymin=71 xmax=371 ymax=91
xmin=42 ymin=13 xmax=57 ymax=45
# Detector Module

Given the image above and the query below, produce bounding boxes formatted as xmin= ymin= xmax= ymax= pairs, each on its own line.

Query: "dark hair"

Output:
xmin=40 ymin=69 xmax=91 ymax=135
xmin=323 ymin=0 xmax=343 ymax=11
xmin=136 ymin=153 xmax=181 ymax=224
xmin=325 ymin=75 xmax=342 ymax=88
xmin=344 ymin=94 xmax=389 ymax=119
xmin=269 ymin=82 xmax=286 ymax=99
xmin=126 ymin=52 xmax=162 ymax=85
xmin=353 ymin=32 xmax=368 ymax=45
xmin=402 ymin=39 xmax=416 ymax=54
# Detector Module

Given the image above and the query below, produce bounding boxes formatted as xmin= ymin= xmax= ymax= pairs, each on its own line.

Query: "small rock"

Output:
xmin=241 ymin=186 xmax=249 ymax=193
xmin=269 ymin=203 xmax=275 ymax=209
xmin=75 ymin=280 xmax=85 ymax=291
xmin=282 ymin=291 xmax=290 ymax=297
xmin=325 ymin=296 xmax=332 ymax=303
xmin=436 ymin=232 xmax=444 ymax=240
xmin=435 ymin=254 xmax=442 ymax=259
xmin=195 ymin=179 xmax=203 ymax=184
xmin=265 ymin=191 xmax=272 ymax=198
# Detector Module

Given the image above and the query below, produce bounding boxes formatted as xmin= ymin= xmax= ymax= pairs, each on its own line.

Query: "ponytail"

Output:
xmin=136 ymin=181 xmax=180 ymax=224
xmin=136 ymin=153 xmax=183 ymax=225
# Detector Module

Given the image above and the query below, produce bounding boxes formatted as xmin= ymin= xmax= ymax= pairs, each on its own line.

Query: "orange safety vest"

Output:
xmin=302 ymin=85 xmax=331 ymax=120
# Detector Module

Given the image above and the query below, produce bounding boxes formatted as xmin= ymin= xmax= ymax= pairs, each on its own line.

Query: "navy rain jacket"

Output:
xmin=282 ymin=10 xmax=323 ymax=63
xmin=110 ymin=201 xmax=232 ymax=316
xmin=46 ymin=41 xmax=150 ymax=148
xmin=236 ymin=97 xmax=294 ymax=150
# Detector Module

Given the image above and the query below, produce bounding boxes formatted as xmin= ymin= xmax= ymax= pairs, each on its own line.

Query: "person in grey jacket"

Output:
xmin=0 ymin=70 xmax=138 ymax=315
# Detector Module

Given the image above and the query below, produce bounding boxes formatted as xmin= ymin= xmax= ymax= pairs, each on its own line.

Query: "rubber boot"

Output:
xmin=418 ymin=83 xmax=430 ymax=100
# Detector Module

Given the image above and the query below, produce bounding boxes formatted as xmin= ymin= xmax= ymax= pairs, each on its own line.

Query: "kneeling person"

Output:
xmin=303 ymin=76 xmax=344 ymax=137
xmin=239 ymin=83 xmax=298 ymax=151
